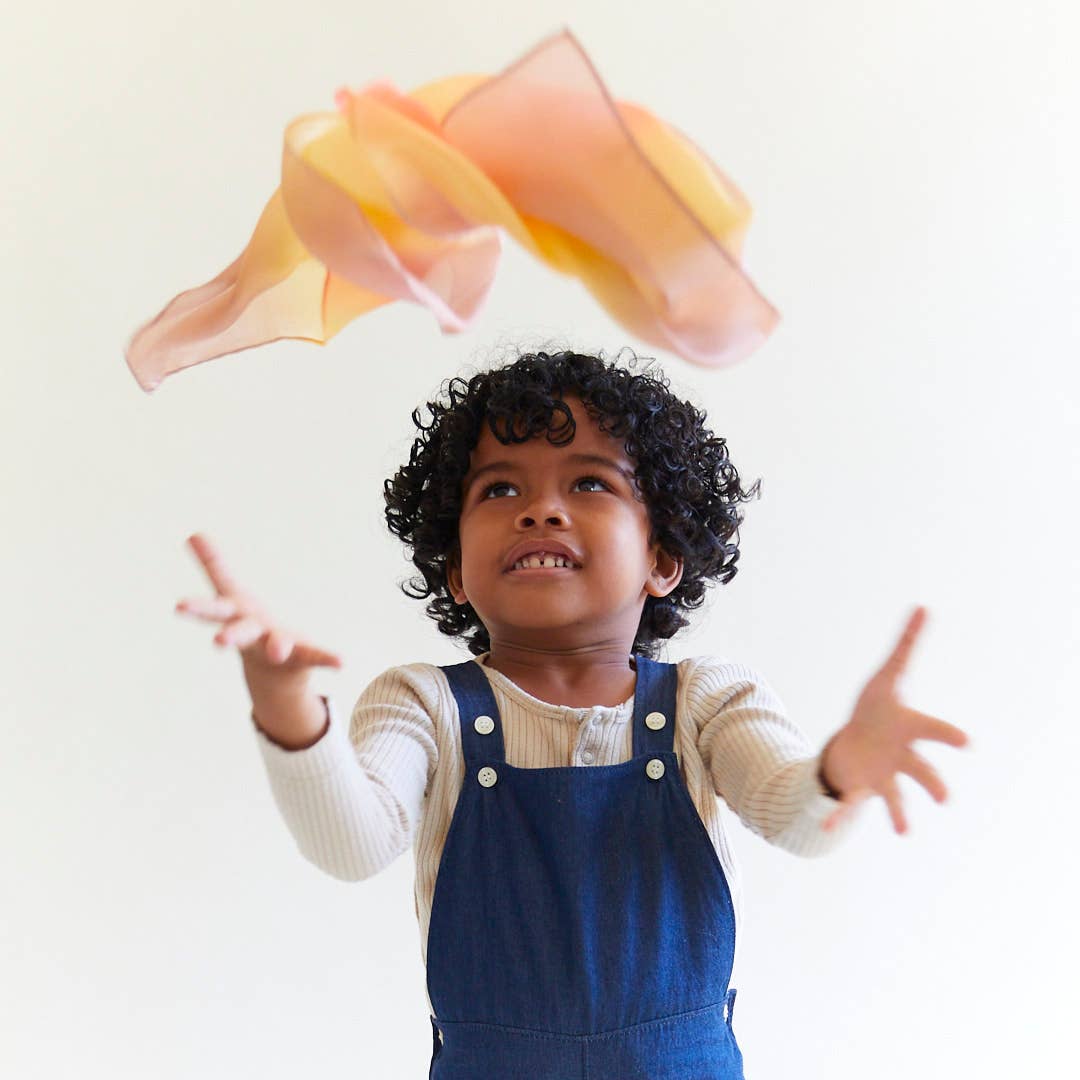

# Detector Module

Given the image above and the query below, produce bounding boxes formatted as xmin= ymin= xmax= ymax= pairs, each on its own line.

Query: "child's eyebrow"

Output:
xmin=463 ymin=453 xmax=636 ymax=494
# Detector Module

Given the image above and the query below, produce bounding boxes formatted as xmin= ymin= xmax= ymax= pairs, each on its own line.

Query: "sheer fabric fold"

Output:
xmin=125 ymin=28 xmax=778 ymax=392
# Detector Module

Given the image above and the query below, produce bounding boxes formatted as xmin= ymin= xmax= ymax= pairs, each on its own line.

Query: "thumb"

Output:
xmin=264 ymin=629 xmax=294 ymax=664
xmin=822 ymin=787 xmax=874 ymax=832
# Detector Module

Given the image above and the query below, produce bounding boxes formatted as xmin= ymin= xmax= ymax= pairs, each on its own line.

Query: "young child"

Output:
xmin=176 ymin=349 xmax=969 ymax=1079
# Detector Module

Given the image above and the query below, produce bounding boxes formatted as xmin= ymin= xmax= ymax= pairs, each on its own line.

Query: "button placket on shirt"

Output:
xmin=578 ymin=712 xmax=602 ymax=765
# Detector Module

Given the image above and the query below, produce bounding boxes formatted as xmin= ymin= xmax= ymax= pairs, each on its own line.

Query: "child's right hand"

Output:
xmin=175 ymin=533 xmax=343 ymax=698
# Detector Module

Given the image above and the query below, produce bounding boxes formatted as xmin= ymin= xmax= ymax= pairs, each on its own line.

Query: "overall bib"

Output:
xmin=426 ymin=656 xmax=744 ymax=1079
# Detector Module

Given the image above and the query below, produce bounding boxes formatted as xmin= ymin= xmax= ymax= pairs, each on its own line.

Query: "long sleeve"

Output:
xmin=251 ymin=663 xmax=442 ymax=881
xmin=686 ymin=655 xmax=861 ymax=856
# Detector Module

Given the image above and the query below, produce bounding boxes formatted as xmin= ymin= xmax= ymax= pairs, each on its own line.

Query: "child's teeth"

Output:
xmin=513 ymin=553 xmax=573 ymax=570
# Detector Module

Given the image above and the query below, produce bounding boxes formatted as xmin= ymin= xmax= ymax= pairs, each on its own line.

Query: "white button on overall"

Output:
xmin=474 ymin=715 xmax=495 ymax=735
xmin=645 ymin=711 xmax=667 ymax=730
xmin=478 ymin=766 xmax=498 ymax=787
xmin=646 ymin=758 xmax=666 ymax=780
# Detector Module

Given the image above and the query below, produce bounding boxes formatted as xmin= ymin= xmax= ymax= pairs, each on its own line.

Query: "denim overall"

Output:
xmin=426 ymin=656 xmax=744 ymax=1079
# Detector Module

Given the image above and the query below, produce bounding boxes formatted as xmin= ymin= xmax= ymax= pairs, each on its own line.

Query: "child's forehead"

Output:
xmin=469 ymin=399 xmax=633 ymax=467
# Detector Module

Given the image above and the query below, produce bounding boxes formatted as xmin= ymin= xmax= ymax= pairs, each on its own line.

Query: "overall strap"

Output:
xmin=440 ymin=660 xmax=506 ymax=766
xmin=630 ymin=655 xmax=680 ymax=757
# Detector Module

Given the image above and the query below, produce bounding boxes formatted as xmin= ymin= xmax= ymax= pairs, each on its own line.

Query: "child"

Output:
xmin=176 ymin=349 xmax=969 ymax=1079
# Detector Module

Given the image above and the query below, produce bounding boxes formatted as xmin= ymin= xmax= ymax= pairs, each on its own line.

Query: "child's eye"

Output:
xmin=481 ymin=481 xmax=519 ymax=499
xmin=574 ymin=476 xmax=609 ymax=493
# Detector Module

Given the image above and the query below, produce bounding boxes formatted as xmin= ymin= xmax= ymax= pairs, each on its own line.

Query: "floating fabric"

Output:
xmin=124 ymin=28 xmax=779 ymax=392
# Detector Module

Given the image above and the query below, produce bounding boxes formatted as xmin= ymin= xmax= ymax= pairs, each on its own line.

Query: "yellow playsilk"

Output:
xmin=124 ymin=29 xmax=779 ymax=392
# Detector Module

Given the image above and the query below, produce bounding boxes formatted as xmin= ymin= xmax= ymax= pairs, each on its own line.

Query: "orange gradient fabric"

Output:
xmin=125 ymin=29 xmax=778 ymax=392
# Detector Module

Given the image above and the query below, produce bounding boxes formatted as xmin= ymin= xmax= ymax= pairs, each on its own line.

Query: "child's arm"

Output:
xmin=691 ymin=657 xmax=853 ymax=856
xmin=694 ymin=607 xmax=970 ymax=851
xmin=251 ymin=664 xmax=440 ymax=881
xmin=175 ymin=531 xmax=437 ymax=880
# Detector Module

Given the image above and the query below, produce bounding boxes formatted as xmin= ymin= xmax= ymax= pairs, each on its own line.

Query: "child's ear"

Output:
xmin=646 ymin=547 xmax=684 ymax=598
xmin=446 ymin=552 xmax=468 ymax=605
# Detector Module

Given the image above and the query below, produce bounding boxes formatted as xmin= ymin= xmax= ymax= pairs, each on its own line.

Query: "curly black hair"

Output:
xmin=383 ymin=348 xmax=762 ymax=658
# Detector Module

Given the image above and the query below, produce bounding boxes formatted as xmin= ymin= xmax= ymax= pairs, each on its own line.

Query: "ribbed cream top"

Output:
xmin=251 ymin=653 xmax=855 ymax=1013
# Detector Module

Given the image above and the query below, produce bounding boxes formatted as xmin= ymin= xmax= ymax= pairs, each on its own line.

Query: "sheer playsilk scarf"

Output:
xmin=124 ymin=29 xmax=779 ymax=392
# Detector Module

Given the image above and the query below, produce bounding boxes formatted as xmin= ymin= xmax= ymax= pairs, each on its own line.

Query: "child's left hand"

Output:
xmin=820 ymin=606 xmax=970 ymax=834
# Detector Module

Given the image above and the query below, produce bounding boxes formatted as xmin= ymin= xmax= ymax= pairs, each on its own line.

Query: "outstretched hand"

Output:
xmin=175 ymin=532 xmax=344 ymax=680
xmin=820 ymin=607 xmax=970 ymax=834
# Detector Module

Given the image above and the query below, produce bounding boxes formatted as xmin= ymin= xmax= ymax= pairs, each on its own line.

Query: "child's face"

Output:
xmin=447 ymin=396 xmax=683 ymax=653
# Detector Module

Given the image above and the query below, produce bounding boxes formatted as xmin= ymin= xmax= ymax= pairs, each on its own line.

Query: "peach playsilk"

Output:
xmin=124 ymin=29 xmax=779 ymax=392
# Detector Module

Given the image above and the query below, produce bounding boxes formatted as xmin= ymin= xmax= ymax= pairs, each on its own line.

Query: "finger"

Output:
xmin=187 ymin=533 xmax=241 ymax=598
xmin=880 ymin=606 xmax=927 ymax=684
xmin=259 ymin=627 xmax=343 ymax=668
xmin=216 ymin=615 xmax=265 ymax=648
xmin=882 ymin=779 xmax=908 ymax=835
xmin=900 ymin=749 xmax=948 ymax=804
xmin=907 ymin=712 xmax=970 ymax=749
xmin=294 ymin=645 xmax=344 ymax=669
xmin=176 ymin=596 xmax=239 ymax=622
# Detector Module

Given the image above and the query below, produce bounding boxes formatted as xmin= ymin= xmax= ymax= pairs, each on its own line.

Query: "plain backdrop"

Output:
xmin=3 ymin=1 xmax=1077 ymax=1076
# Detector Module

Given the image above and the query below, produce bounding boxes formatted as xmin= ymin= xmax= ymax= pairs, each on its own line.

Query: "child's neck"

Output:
xmin=483 ymin=642 xmax=638 ymax=709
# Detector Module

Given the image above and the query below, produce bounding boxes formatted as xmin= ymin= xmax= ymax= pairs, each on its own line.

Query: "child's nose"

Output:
xmin=515 ymin=501 xmax=569 ymax=530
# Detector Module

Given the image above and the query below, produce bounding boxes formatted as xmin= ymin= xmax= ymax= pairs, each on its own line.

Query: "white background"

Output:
xmin=3 ymin=1 xmax=1077 ymax=1076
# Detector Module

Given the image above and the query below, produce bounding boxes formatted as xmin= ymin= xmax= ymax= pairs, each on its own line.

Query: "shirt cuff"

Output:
xmin=814 ymin=733 xmax=845 ymax=800
xmin=251 ymin=695 xmax=351 ymax=780
xmin=794 ymin=751 xmax=862 ymax=846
